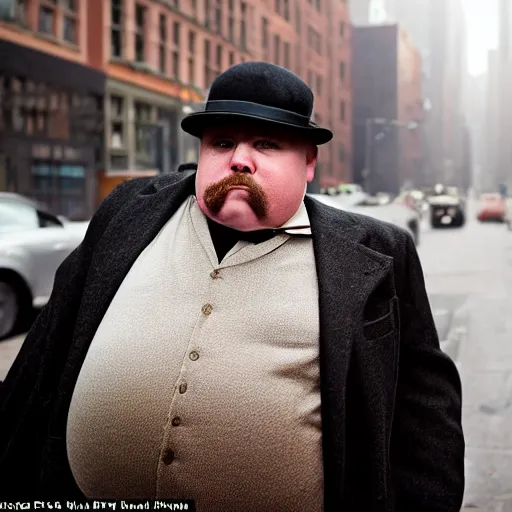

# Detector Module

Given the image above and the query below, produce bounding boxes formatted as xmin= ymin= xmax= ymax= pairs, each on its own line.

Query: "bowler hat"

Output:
xmin=181 ymin=62 xmax=333 ymax=145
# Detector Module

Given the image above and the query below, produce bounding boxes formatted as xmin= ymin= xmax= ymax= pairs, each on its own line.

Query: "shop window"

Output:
xmin=159 ymin=13 xmax=167 ymax=74
xmin=109 ymin=95 xmax=125 ymax=149
xmin=134 ymin=102 xmax=154 ymax=164
xmin=135 ymin=3 xmax=146 ymax=63
xmin=172 ymin=22 xmax=180 ymax=79
xmin=111 ymin=0 xmax=123 ymax=58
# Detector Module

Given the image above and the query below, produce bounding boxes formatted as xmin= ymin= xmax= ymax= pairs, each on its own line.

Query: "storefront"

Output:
xmin=0 ymin=39 xmax=105 ymax=220
xmin=98 ymin=78 xmax=201 ymax=203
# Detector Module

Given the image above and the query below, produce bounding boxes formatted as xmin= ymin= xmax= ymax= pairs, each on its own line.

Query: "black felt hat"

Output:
xmin=181 ymin=62 xmax=333 ymax=145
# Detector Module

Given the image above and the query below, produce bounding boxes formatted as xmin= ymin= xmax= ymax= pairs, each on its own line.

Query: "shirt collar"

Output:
xmin=278 ymin=200 xmax=312 ymax=236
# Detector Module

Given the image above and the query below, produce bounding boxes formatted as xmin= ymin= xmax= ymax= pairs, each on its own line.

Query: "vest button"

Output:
xmin=162 ymin=449 xmax=175 ymax=465
xmin=171 ymin=416 xmax=181 ymax=427
xmin=210 ymin=269 xmax=220 ymax=279
xmin=179 ymin=382 xmax=188 ymax=394
xmin=189 ymin=351 xmax=199 ymax=361
xmin=202 ymin=303 xmax=213 ymax=315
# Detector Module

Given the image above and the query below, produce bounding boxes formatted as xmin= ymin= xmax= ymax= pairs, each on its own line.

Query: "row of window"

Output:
xmin=11 ymin=0 xmax=79 ymax=44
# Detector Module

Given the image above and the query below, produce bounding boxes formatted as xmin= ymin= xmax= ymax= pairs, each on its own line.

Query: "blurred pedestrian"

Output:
xmin=0 ymin=62 xmax=464 ymax=511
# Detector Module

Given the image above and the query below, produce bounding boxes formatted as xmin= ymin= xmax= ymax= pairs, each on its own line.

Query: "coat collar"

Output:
xmin=59 ymin=172 xmax=394 ymax=507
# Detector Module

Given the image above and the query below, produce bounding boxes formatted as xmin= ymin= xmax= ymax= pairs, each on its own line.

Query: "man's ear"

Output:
xmin=306 ymin=145 xmax=318 ymax=182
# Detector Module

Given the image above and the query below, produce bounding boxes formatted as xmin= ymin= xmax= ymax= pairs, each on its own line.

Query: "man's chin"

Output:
xmin=208 ymin=199 xmax=264 ymax=231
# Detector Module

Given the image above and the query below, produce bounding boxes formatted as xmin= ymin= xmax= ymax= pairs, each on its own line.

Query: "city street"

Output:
xmin=1 ymin=205 xmax=512 ymax=510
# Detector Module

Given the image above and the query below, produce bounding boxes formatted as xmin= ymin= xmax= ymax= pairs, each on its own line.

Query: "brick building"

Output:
xmin=99 ymin=0 xmax=352 ymax=194
xmin=352 ymin=24 xmax=423 ymax=195
xmin=0 ymin=0 xmax=105 ymax=219
xmin=0 ymin=0 xmax=353 ymax=214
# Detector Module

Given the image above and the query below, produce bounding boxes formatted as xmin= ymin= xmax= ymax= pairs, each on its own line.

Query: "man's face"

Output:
xmin=195 ymin=121 xmax=317 ymax=231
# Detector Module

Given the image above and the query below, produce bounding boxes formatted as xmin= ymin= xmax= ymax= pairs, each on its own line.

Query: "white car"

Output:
xmin=309 ymin=193 xmax=421 ymax=245
xmin=0 ymin=193 xmax=89 ymax=339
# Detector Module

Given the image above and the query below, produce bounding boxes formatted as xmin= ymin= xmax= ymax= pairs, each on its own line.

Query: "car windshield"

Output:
xmin=0 ymin=199 xmax=39 ymax=233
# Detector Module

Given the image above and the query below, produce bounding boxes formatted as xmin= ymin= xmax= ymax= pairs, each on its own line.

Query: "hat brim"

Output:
xmin=181 ymin=112 xmax=333 ymax=145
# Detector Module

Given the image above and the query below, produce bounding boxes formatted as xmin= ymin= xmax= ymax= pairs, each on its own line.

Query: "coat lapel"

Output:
xmin=51 ymin=172 xmax=197 ymax=438
xmin=304 ymin=196 xmax=394 ymax=509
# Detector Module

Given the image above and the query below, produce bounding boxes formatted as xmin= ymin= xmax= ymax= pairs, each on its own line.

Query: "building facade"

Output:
xmin=352 ymin=24 xmax=423 ymax=195
xmin=1 ymin=0 xmax=354 ymax=214
xmin=99 ymin=0 xmax=353 ymax=195
xmin=0 ymin=0 xmax=105 ymax=220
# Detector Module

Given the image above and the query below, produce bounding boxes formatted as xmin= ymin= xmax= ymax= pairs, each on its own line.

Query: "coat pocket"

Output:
xmin=363 ymin=297 xmax=397 ymax=341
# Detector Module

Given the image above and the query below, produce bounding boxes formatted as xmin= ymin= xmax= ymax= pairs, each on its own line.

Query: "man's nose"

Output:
xmin=230 ymin=143 xmax=255 ymax=174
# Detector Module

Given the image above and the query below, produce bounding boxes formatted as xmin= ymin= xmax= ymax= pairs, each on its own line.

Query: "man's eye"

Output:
xmin=213 ymin=140 xmax=234 ymax=148
xmin=255 ymin=140 xmax=279 ymax=149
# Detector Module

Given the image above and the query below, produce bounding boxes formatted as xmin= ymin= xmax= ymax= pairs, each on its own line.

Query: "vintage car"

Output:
xmin=309 ymin=193 xmax=421 ymax=246
xmin=427 ymin=185 xmax=466 ymax=228
xmin=477 ymin=193 xmax=507 ymax=222
xmin=0 ymin=193 xmax=89 ymax=339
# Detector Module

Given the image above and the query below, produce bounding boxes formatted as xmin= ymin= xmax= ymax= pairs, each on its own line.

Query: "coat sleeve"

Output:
xmin=391 ymin=233 xmax=465 ymax=512
xmin=0 ymin=178 xmax=149 ymax=494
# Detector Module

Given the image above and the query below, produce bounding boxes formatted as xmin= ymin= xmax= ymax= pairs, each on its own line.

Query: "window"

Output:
xmin=228 ymin=0 xmax=235 ymax=42
xmin=0 ymin=199 xmax=38 ymax=232
xmin=241 ymin=2 xmax=247 ymax=50
xmin=159 ymin=14 xmax=167 ymax=74
xmin=340 ymin=20 xmax=345 ymax=38
xmin=135 ymin=3 xmax=146 ymax=63
xmin=204 ymin=0 xmax=211 ymax=29
xmin=262 ymin=17 xmax=268 ymax=52
xmin=216 ymin=44 xmax=222 ymax=71
xmin=214 ymin=0 xmax=222 ymax=34
xmin=307 ymin=70 xmax=313 ymax=88
xmin=172 ymin=22 xmax=180 ymax=79
xmin=111 ymin=0 xmax=123 ymax=58
xmin=204 ymin=39 xmax=211 ymax=87
xmin=134 ymin=101 xmax=153 ymax=159
xmin=283 ymin=0 xmax=290 ymax=20
xmin=316 ymin=74 xmax=322 ymax=96
xmin=228 ymin=51 xmax=235 ymax=66
xmin=109 ymin=95 xmax=125 ymax=149
xmin=38 ymin=5 xmax=55 ymax=35
xmin=340 ymin=61 xmax=346 ymax=82
xmin=273 ymin=34 xmax=280 ymax=65
xmin=188 ymin=31 xmax=196 ymax=84
xmin=283 ymin=42 xmax=290 ymax=69
xmin=63 ymin=0 xmax=78 ymax=44
xmin=295 ymin=1 xmax=300 ymax=33
xmin=338 ymin=145 xmax=345 ymax=162
xmin=340 ymin=100 xmax=345 ymax=121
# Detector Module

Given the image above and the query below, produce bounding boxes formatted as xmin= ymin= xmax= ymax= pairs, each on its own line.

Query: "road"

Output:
xmin=1 ymin=207 xmax=512 ymax=510
xmin=418 ymin=207 xmax=512 ymax=512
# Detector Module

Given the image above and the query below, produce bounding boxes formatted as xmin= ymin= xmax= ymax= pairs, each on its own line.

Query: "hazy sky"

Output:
xmin=464 ymin=0 xmax=498 ymax=75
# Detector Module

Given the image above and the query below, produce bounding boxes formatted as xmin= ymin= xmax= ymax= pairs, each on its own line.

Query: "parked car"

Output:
xmin=0 ymin=193 xmax=89 ymax=339
xmin=477 ymin=193 xmax=506 ymax=222
xmin=309 ymin=193 xmax=421 ymax=246
xmin=427 ymin=185 xmax=466 ymax=228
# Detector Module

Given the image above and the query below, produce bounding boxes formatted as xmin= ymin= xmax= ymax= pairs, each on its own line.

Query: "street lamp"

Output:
xmin=363 ymin=117 xmax=419 ymax=194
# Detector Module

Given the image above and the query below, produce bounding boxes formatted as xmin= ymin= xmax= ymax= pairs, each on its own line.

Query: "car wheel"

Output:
xmin=0 ymin=280 xmax=20 ymax=340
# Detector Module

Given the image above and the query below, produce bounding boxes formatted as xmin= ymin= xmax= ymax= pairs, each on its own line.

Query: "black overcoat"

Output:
xmin=0 ymin=172 xmax=464 ymax=511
